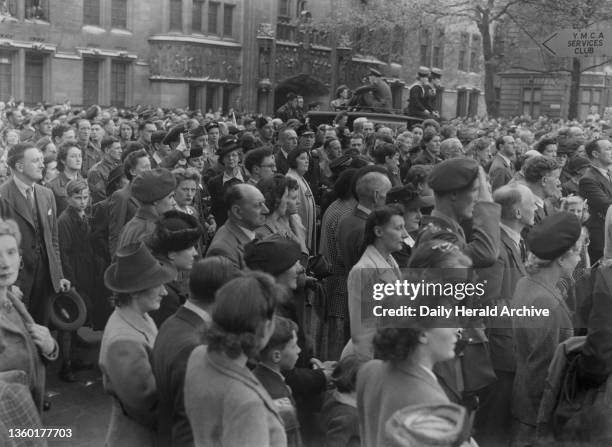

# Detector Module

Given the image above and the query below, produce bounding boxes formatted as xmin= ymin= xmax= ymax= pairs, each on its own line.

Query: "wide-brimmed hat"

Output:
xmin=47 ymin=289 xmax=88 ymax=332
xmin=104 ymin=242 xmax=177 ymax=293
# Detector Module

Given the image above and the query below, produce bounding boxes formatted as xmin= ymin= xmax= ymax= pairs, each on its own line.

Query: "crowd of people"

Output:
xmin=1 ymin=93 xmax=612 ymax=447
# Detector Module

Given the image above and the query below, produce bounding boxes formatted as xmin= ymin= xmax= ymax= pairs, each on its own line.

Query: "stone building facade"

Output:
xmin=0 ymin=0 xmax=485 ymax=118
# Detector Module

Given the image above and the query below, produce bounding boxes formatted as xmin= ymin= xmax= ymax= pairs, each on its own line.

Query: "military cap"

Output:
xmin=31 ymin=113 xmax=50 ymax=127
xmin=163 ymin=123 xmax=186 ymax=145
xmin=296 ymin=123 xmax=315 ymax=137
xmin=417 ymin=66 xmax=431 ymax=77
xmin=244 ymin=234 xmax=302 ymax=276
xmin=216 ymin=135 xmax=241 ymax=160
xmin=527 ymin=212 xmax=581 ymax=261
xmin=189 ymin=125 xmax=206 ymax=139
xmin=369 ymin=68 xmax=382 ymax=77
xmin=430 ymin=68 xmax=442 ymax=79
xmin=427 ymin=158 xmax=479 ymax=193
xmin=386 ymin=184 xmax=434 ymax=209
xmin=204 ymin=121 xmax=219 ymax=132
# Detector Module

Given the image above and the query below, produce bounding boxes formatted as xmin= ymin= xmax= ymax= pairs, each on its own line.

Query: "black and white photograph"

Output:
xmin=2 ymin=0 xmax=612 ymax=445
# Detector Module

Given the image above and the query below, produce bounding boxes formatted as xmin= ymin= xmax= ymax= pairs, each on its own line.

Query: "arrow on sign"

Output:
xmin=542 ymin=32 xmax=558 ymax=56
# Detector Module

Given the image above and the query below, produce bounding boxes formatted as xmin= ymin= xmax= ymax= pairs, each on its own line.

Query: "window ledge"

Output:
xmin=24 ymin=18 xmax=50 ymax=25
xmin=82 ymin=25 xmax=106 ymax=34
xmin=111 ymin=28 xmax=132 ymax=36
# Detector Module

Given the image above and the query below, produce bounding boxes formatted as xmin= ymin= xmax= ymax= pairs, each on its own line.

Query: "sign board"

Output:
xmin=541 ymin=28 xmax=612 ymax=57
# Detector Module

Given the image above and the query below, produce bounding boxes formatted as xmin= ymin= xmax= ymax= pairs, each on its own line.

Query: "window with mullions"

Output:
xmin=25 ymin=0 xmax=48 ymax=21
xmin=458 ymin=33 xmax=469 ymax=71
xmin=223 ymin=4 xmax=234 ymax=37
xmin=83 ymin=59 xmax=99 ymax=105
xmin=456 ymin=89 xmax=467 ymax=117
xmin=169 ymin=0 xmax=182 ymax=31
xmin=420 ymin=29 xmax=431 ymax=67
xmin=522 ymin=87 xmax=541 ymax=117
xmin=192 ymin=0 xmax=204 ymax=33
xmin=0 ymin=53 xmax=12 ymax=101
xmin=111 ymin=0 xmax=127 ymax=29
xmin=83 ymin=0 xmax=100 ymax=26
xmin=25 ymin=54 xmax=44 ymax=104
xmin=579 ymin=88 xmax=601 ymax=119
xmin=111 ymin=61 xmax=128 ymax=107
xmin=208 ymin=2 xmax=219 ymax=35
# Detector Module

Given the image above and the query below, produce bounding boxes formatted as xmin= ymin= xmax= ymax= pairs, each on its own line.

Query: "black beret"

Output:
xmin=150 ymin=210 xmax=203 ymax=253
xmin=527 ymin=212 xmax=582 ymax=260
xmin=163 ymin=123 xmax=186 ymax=145
xmin=188 ymin=146 xmax=204 ymax=159
xmin=204 ymin=121 xmax=219 ymax=132
xmin=386 ymin=184 xmax=434 ymax=209
xmin=428 ymin=158 xmax=479 ymax=193
xmin=244 ymin=234 xmax=302 ymax=275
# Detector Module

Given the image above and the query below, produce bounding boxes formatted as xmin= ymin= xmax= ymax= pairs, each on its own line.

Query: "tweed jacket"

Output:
xmin=579 ymin=166 xmax=612 ymax=259
xmin=0 ymin=179 xmax=64 ymax=299
xmin=99 ymin=307 xmax=158 ymax=447
xmin=479 ymin=227 xmax=527 ymax=372
xmin=0 ymin=292 xmax=58 ymax=412
xmin=336 ymin=205 xmax=370 ymax=275
xmin=488 ymin=154 xmax=514 ymax=191
xmin=153 ymin=305 xmax=208 ymax=447
xmin=0 ymin=379 xmax=44 ymax=446
xmin=116 ymin=205 xmax=159 ymax=253
xmin=184 ymin=346 xmax=287 ymax=447
xmin=512 ymin=276 xmax=573 ymax=426
xmin=357 ymin=360 xmax=450 ymax=447
xmin=107 ymin=183 xmax=139 ymax=256
xmin=206 ymin=219 xmax=253 ymax=269
xmin=342 ymin=245 xmax=401 ymax=360
xmin=88 ymin=156 xmax=120 ymax=204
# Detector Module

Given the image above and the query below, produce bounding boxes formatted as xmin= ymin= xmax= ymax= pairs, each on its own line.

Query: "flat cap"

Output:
xmin=369 ymin=68 xmax=382 ymax=77
xmin=244 ymin=234 xmax=302 ymax=275
xmin=131 ymin=168 xmax=177 ymax=204
xmin=430 ymin=68 xmax=442 ymax=79
xmin=566 ymin=156 xmax=590 ymax=174
xmin=527 ymin=211 xmax=581 ymax=260
xmin=427 ymin=158 xmax=479 ymax=193
xmin=386 ymin=184 xmax=434 ymax=209
xmin=417 ymin=66 xmax=431 ymax=77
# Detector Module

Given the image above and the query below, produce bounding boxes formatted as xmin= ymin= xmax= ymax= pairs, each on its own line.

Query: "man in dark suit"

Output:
xmin=579 ymin=138 xmax=612 ymax=263
xmin=206 ymin=184 xmax=269 ymax=269
xmin=153 ymin=257 xmax=241 ymax=447
xmin=488 ymin=135 xmax=516 ymax=191
xmin=274 ymin=128 xmax=298 ymax=175
xmin=475 ymin=183 xmax=535 ymax=445
xmin=107 ymin=149 xmax=151 ymax=256
xmin=0 ymin=143 xmax=71 ymax=324
xmin=337 ymin=169 xmax=392 ymax=274
xmin=406 ymin=67 xmax=432 ymax=119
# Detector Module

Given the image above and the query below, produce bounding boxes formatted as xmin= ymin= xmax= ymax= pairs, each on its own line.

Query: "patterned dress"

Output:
xmin=317 ymin=197 xmax=357 ymax=360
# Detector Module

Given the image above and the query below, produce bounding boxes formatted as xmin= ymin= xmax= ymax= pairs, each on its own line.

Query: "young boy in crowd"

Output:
xmin=254 ymin=316 xmax=302 ymax=447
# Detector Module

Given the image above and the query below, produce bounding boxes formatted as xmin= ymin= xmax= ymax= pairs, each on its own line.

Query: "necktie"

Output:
xmin=519 ymin=238 xmax=527 ymax=263
xmin=26 ymin=187 xmax=36 ymax=216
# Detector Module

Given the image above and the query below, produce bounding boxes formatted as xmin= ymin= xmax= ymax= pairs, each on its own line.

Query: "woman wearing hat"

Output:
xmin=343 ymin=205 xmax=408 ymax=360
xmin=184 ymin=271 xmax=287 ymax=447
xmin=286 ymin=147 xmax=317 ymax=254
xmin=0 ymin=218 xmax=59 ymax=412
xmin=100 ymin=242 xmax=176 ymax=447
xmin=511 ymin=212 xmax=584 ymax=445
xmin=47 ymin=141 xmax=84 ymax=216
xmin=147 ymin=210 xmax=202 ymax=327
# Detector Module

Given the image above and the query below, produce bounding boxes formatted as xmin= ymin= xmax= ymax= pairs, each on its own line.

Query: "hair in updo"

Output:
xmin=373 ymin=328 xmax=422 ymax=364
xmin=207 ymin=271 xmax=284 ymax=359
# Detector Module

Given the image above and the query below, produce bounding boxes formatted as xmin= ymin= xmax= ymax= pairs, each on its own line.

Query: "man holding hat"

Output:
xmin=116 ymin=168 xmax=177 ymax=251
xmin=406 ymin=66 xmax=433 ymax=119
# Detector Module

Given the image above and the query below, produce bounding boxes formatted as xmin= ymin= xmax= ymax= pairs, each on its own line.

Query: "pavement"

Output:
xmin=43 ymin=329 xmax=110 ymax=447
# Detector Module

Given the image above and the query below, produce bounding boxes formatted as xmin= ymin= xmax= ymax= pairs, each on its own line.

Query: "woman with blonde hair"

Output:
xmin=0 ymin=218 xmax=58 ymax=412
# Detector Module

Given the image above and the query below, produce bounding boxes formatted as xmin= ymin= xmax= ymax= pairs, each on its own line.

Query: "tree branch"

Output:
xmin=491 ymin=0 xmax=523 ymax=21
xmin=508 ymin=65 xmax=571 ymax=73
